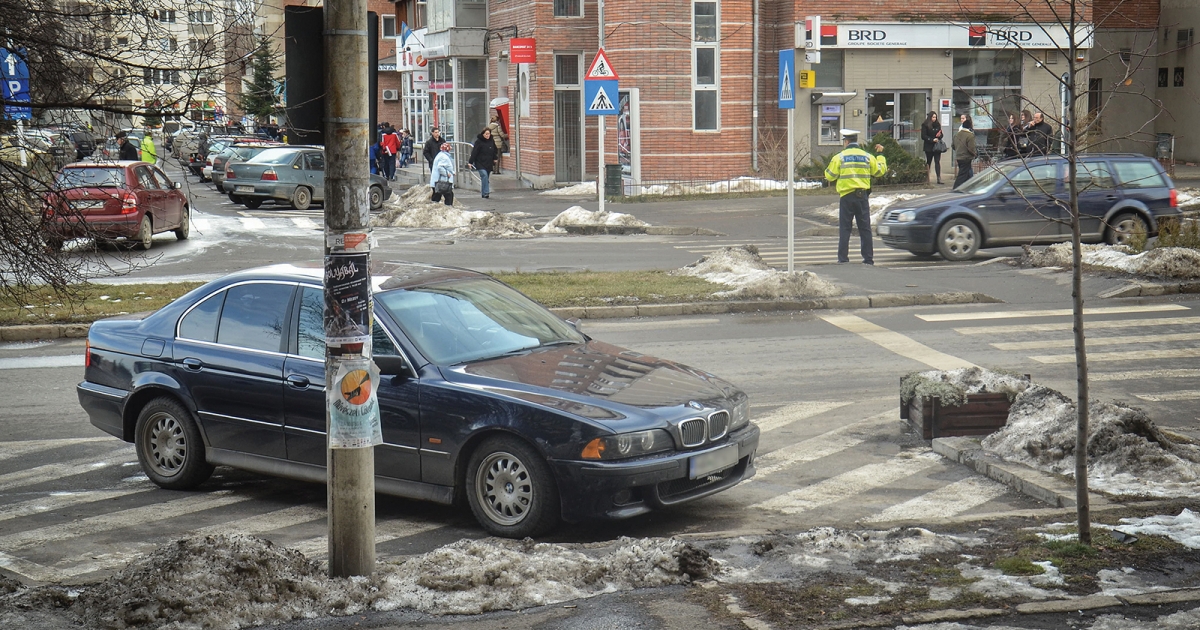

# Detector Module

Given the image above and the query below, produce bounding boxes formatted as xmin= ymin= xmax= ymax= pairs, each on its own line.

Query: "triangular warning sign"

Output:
xmin=780 ymin=62 xmax=793 ymax=101
xmin=586 ymin=49 xmax=620 ymax=80
xmin=589 ymin=85 xmax=615 ymax=111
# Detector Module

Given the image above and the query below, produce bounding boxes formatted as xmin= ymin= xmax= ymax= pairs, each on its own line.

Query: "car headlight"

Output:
xmin=581 ymin=429 xmax=674 ymax=460
xmin=897 ymin=210 xmax=916 ymax=223
xmin=729 ymin=396 xmax=750 ymax=431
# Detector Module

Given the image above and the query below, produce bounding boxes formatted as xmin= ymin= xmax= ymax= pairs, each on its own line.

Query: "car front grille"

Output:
xmin=680 ymin=418 xmax=706 ymax=447
xmin=708 ymin=411 xmax=729 ymax=440
xmin=881 ymin=234 xmax=909 ymax=243
xmin=885 ymin=210 xmax=902 ymax=221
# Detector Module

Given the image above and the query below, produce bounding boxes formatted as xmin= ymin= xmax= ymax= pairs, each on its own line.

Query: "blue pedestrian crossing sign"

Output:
xmin=1 ymin=47 xmax=32 ymax=120
xmin=584 ymin=79 xmax=618 ymax=116
xmin=778 ymin=49 xmax=795 ymax=109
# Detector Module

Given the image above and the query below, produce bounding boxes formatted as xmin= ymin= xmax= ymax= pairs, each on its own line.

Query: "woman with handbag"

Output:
xmin=469 ymin=128 xmax=497 ymax=198
xmin=429 ymin=143 xmax=456 ymax=206
xmin=920 ymin=112 xmax=945 ymax=185
xmin=488 ymin=113 xmax=508 ymax=174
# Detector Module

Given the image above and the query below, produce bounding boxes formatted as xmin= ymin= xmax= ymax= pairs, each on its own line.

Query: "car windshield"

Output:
xmin=377 ymin=278 xmax=586 ymax=365
xmin=955 ymin=163 xmax=1024 ymax=195
xmin=250 ymin=148 xmax=302 ymax=164
xmin=56 ymin=167 xmax=125 ymax=188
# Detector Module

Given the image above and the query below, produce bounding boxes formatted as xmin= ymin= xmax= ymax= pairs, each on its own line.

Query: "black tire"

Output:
xmin=134 ymin=215 xmax=153 ymax=250
xmin=174 ymin=205 xmax=190 ymax=240
xmin=134 ymin=397 xmax=213 ymax=490
xmin=937 ymin=218 xmax=980 ymax=261
xmin=465 ymin=436 xmax=560 ymax=538
xmin=369 ymin=185 xmax=384 ymax=210
xmin=228 ymin=193 xmax=242 ymax=204
xmin=291 ymin=186 xmax=312 ymax=211
xmin=1106 ymin=212 xmax=1148 ymax=246
xmin=243 ymin=199 xmax=263 ymax=209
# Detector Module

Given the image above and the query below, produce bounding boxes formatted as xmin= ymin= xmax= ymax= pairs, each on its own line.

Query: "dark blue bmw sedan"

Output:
xmin=77 ymin=262 xmax=759 ymax=538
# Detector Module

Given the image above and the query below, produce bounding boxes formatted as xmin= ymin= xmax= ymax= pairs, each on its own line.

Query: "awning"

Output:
xmin=378 ymin=55 xmax=397 ymax=72
xmin=811 ymin=91 xmax=858 ymax=105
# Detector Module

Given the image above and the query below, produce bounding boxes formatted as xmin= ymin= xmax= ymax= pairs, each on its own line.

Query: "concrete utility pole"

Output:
xmin=324 ymin=0 xmax=375 ymax=578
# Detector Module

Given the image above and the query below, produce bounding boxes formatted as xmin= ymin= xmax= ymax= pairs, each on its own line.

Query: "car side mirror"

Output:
xmin=173 ymin=181 xmax=182 ymax=189
xmin=997 ymin=185 xmax=1015 ymax=199
xmin=374 ymin=354 xmax=410 ymax=377
xmin=565 ymin=317 xmax=582 ymax=332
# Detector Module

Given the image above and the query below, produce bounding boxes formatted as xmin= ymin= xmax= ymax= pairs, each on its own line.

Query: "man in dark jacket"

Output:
xmin=422 ymin=127 xmax=443 ymax=170
xmin=468 ymin=128 xmax=498 ymax=198
xmin=115 ymin=131 xmax=139 ymax=161
xmin=1027 ymin=112 xmax=1055 ymax=156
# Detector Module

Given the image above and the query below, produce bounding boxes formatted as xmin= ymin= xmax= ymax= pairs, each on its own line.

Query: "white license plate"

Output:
xmin=235 ymin=186 xmax=254 ymax=193
xmin=689 ymin=444 xmax=739 ymax=479
xmin=877 ymin=225 xmax=891 ymax=235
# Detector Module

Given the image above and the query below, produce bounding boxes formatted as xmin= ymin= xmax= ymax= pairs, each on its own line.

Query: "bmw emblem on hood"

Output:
xmin=688 ymin=400 xmax=704 ymax=410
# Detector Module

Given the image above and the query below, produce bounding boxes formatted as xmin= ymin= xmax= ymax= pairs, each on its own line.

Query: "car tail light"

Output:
xmin=261 ymin=169 xmax=277 ymax=181
xmin=1170 ymin=189 xmax=1178 ymax=208
xmin=206 ymin=156 xmax=213 ymax=166
xmin=226 ymin=169 xmax=235 ymax=179
xmin=85 ymin=340 xmax=91 ymax=367
xmin=121 ymin=192 xmax=138 ymax=214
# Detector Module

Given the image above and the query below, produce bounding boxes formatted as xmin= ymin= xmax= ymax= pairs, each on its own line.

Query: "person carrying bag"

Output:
xmin=429 ymin=143 xmax=455 ymax=206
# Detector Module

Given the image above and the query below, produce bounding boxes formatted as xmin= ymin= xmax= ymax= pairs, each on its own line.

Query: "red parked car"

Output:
xmin=44 ymin=161 xmax=190 ymax=251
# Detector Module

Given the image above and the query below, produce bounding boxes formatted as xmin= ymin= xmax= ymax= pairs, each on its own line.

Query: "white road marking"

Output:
xmin=239 ymin=217 xmax=267 ymax=230
xmin=0 ymin=488 xmax=146 ymax=523
xmin=751 ymin=410 xmax=897 ymax=478
xmin=991 ymin=332 xmax=1200 ymax=350
xmin=953 ymin=316 xmax=1200 ymax=335
xmin=0 ymin=355 xmax=82 ymax=370
xmin=819 ymin=314 xmax=976 ymax=370
xmin=287 ymin=517 xmax=443 ymax=558
xmin=292 ymin=217 xmax=319 ymax=229
xmin=0 ymin=551 xmax=61 ymax=583
xmin=191 ymin=217 xmax=211 ymax=231
xmin=753 ymin=401 xmax=853 ymax=434
xmin=0 ymin=437 xmax=112 ymax=462
xmin=1031 ymin=347 xmax=1200 ymax=364
xmin=194 ymin=504 xmax=326 ymax=536
xmin=1091 ymin=368 xmax=1200 ymax=382
xmin=0 ymin=448 xmax=136 ymax=491
xmin=583 ymin=318 xmax=722 ymax=332
xmin=861 ymin=476 xmax=1009 ymax=523
xmin=1134 ymin=390 xmax=1200 ymax=402
xmin=918 ymin=304 xmax=1188 ymax=322
xmin=752 ymin=451 xmax=943 ymax=515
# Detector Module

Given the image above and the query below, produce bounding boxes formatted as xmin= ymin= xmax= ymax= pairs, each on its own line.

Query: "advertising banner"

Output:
xmin=324 ymin=253 xmax=371 ymax=349
xmin=327 ymin=358 xmax=383 ymax=448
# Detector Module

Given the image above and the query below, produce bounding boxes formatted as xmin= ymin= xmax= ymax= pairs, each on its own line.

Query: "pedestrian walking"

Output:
xmin=488 ymin=113 xmax=508 ymax=174
xmin=423 ymin=127 xmax=443 ymax=171
xmin=368 ymin=141 xmax=379 ymax=175
xmin=379 ymin=126 xmax=400 ymax=180
xmin=429 ymin=142 xmax=456 ymax=207
xmin=825 ymin=129 xmax=887 ymax=265
xmin=399 ymin=129 xmax=414 ymax=168
xmin=115 ymin=131 xmax=139 ymax=161
xmin=469 ymin=127 xmax=498 ymax=198
xmin=920 ymin=112 xmax=944 ymax=185
xmin=140 ymin=131 xmax=157 ymax=165
xmin=952 ymin=116 xmax=978 ymax=189
xmin=1027 ymin=111 xmax=1055 ymax=156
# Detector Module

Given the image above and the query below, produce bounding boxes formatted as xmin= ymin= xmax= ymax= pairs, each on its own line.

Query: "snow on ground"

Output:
xmin=1177 ymin=187 xmax=1200 ymax=208
xmin=539 ymin=181 xmax=596 ymax=196
xmin=670 ymin=245 xmax=842 ymax=300
xmin=958 ymin=560 xmax=1066 ymax=600
xmin=637 ymin=176 xmax=825 ymax=196
xmin=447 ymin=213 xmax=538 ymax=239
xmin=981 ymin=384 xmax=1200 ymax=498
xmin=902 ymin=608 xmax=1200 ymax=630
xmin=538 ymin=205 xmax=649 ymax=233
xmin=1116 ymin=509 xmax=1200 ymax=549
xmin=1022 ymin=242 xmax=1200 ymax=279
xmin=372 ymin=185 xmax=536 ymax=238
xmin=817 ymin=192 xmax=926 ymax=227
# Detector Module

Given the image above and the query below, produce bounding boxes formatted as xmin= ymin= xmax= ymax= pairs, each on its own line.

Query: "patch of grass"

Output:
xmin=1043 ymin=540 xmax=1097 ymax=558
xmin=494 ymin=270 xmax=727 ymax=308
xmin=0 ymin=282 xmax=204 ymax=325
xmin=994 ymin=556 xmax=1046 ymax=576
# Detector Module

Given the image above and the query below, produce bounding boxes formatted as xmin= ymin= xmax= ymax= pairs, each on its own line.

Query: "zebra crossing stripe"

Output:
xmin=752 ymin=451 xmax=943 ymax=515
xmin=287 ymin=518 xmax=443 ymax=558
xmin=239 ymin=217 xmax=267 ymax=230
xmin=0 ymin=448 xmax=136 ymax=492
xmin=820 ymin=314 xmax=976 ymax=370
xmin=953 ymin=316 xmax=1200 ymax=335
xmin=1134 ymin=390 xmax=1200 ymax=402
xmin=0 ymin=488 xmax=146 ymax=523
xmin=753 ymin=401 xmax=853 ymax=434
xmin=918 ymin=304 xmax=1189 ymax=322
xmin=991 ymin=332 xmax=1200 ymax=350
xmin=0 ymin=550 xmax=61 ymax=583
xmin=1031 ymin=347 xmax=1200 ymax=364
xmin=751 ymin=410 xmax=896 ymax=478
xmin=861 ymin=476 xmax=1008 ymax=523
xmin=292 ymin=217 xmax=319 ymax=229
xmin=0 ymin=438 xmax=111 ymax=462
xmin=1091 ymin=368 xmax=1200 ymax=382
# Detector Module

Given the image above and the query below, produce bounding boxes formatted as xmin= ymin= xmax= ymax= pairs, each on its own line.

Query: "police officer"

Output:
xmin=825 ymin=129 xmax=887 ymax=265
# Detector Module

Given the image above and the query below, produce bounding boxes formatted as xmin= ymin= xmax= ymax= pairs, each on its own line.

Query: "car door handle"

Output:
xmin=182 ymin=358 xmax=203 ymax=371
xmin=286 ymin=374 xmax=310 ymax=388
xmin=1106 ymin=195 xmax=1119 ymax=200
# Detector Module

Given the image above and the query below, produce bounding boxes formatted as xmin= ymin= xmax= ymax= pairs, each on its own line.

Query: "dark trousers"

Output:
xmin=953 ymin=160 xmax=973 ymax=189
xmin=925 ymin=151 xmax=941 ymax=181
xmin=381 ymin=154 xmax=396 ymax=180
xmin=430 ymin=189 xmax=454 ymax=206
xmin=838 ymin=189 xmax=874 ymax=265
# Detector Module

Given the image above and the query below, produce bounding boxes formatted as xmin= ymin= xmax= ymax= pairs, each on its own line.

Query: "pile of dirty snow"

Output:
xmin=981 ymin=385 xmax=1200 ymax=498
xmin=447 ymin=212 xmax=538 ymax=239
xmin=817 ymin=192 xmax=925 ymax=227
xmin=1117 ymin=509 xmax=1200 ymax=549
xmin=1176 ymin=187 xmax=1200 ymax=208
xmin=901 ymin=367 xmax=1031 ymax=409
xmin=370 ymin=184 xmax=480 ymax=227
xmin=53 ymin=535 xmax=713 ymax=629
xmin=1020 ymin=242 xmax=1200 ymax=279
xmin=538 ymin=205 xmax=649 ymax=233
xmin=539 ymin=182 xmax=596 ymax=196
xmin=671 ymin=245 xmax=842 ymax=300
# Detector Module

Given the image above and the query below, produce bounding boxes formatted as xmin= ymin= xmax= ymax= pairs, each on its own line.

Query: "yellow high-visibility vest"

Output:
xmin=825 ymin=144 xmax=887 ymax=197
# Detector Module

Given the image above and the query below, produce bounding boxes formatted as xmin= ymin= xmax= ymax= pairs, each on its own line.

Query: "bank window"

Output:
xmin=382 ymin=15 xmax=396 ymax=38
xmin=819 ymin=105 xmax=843 ymax=145
xmin=554 ymin=0 xmax=581 ymax=18
xmin=814 ymin=49 xmax=843 ymax=89
xmin=952 ymin=50 xmax=1021 ymax=141
xmin=693 ymin=1 xmax=719 ymax=131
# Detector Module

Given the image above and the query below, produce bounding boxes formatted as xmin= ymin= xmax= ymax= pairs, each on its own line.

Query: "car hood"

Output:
xmin=441 ymin=340 xmax=743 ymax=425
xmin=900 ymin=192 xmax=972 ymax=210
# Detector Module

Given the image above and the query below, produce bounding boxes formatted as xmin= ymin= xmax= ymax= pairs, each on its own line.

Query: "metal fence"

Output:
xmin=612 ymin=174 xmax=827 ymax=198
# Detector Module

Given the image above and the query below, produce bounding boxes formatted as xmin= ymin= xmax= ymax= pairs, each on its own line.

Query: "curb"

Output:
xmin=0 ymin=324 xmax=90 ymax=342
xmin=931 ymin=436 xmax=1110 ymax=509
xmin=894 ymin=587 xmax=1200 ymax=627
xmin=1097 ymin=280 xmax=1200 ymax=299
xmin=548 ymin=291 xmax=1001 ymax=320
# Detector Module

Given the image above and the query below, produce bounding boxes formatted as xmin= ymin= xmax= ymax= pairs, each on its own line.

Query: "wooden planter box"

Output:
xmin=900 ymin=392 xmax=1012 ymax=440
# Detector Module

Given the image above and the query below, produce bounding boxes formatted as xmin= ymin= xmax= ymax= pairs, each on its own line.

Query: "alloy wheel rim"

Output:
xmin=476 ymin=451 xmax=532 ymax=526
xmin=1114 ymin=218 xmax=1141 ymax=245
xmin=144 ymin=412 xmax=185 ymax=476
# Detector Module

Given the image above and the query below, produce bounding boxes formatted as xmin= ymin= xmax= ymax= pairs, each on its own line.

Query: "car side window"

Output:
xmin=152 ymin=166 xmax=174 ymax=189
xmin=306 ymin=153 xmax=325 ymax=171
xmin=1113 ymin=161 xmax=1167 ymax=189
xmin=178 ymin=291 xmax=226 ymax=342
xmin=1076 ymin=162 xmax=1115 ymax=191
xmin=134 ymin=166 xmax=159 ymax=190
xmin=296 ymin=286 xmax=402 ymax=359
xmin=216 ymin=283 xmax=295 ymax=352
xmin=1010 ymin=164 xmax=1057 ymax=196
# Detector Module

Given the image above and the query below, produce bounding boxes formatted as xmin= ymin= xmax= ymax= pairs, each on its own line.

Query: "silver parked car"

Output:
xmin=225 ymin=147 xmax=392 ymax=210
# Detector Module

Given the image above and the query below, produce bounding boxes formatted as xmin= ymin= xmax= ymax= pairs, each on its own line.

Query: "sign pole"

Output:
xmin=597 ymin=0 xmax=605 ymax=213
xmin=787 ymin=106 xmax=794 ymax=272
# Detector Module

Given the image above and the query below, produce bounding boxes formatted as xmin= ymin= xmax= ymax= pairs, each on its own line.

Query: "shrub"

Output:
xmin=1154 ymin=217 xmax=1200 ymax=251
xmin=870 ymin=133 xmax=930 ymax=185
xmin=796 ymin=156 xmax=827 ymax=179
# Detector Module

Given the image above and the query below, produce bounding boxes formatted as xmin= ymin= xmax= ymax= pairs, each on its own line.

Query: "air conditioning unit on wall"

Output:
xmin=382 ymin=89 xmax=399 ymax=101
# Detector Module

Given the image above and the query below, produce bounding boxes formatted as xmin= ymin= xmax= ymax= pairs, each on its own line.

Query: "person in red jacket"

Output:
xmin=379 ymin=126 xmax=400 ymax=180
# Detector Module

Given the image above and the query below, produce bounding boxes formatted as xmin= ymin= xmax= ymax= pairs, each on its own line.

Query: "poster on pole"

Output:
xmin=324 ymin=253 xmax=371 ymax=350
xmin=328 ymin=358 xmax=383 ymax=448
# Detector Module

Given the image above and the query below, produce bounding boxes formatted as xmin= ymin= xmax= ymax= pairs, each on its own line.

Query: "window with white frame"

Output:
xmin=693 ymin=1 xmax=718 ymax=130
xmin=188 ymin=10 xmax=213 ymax=23
xmin=382 ymin=15 xmax=396 ymax=37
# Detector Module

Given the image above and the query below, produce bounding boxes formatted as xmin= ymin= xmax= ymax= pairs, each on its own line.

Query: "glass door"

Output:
xmin=866 ymin=91 xmax=930 ymax=159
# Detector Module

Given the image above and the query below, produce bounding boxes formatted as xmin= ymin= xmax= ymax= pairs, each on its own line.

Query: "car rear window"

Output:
xmin=250 ymin=148 xmax=302 ymax=164
xmin=56 ymin=167 xmax=126 ymax=188
xmin=1112 ymin=161 xmax=1167 ymax=189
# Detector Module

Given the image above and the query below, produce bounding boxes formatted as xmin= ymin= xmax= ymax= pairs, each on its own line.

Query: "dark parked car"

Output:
xmin=43 ymin=161 xmax=190 ymax=250
xmin=77 ymin=263 xmax=759 ymax=537
xmin=226 ymin=147 xmax=392 ymax=210
xmin=876 ymin=154 xmax=1181 ymax=260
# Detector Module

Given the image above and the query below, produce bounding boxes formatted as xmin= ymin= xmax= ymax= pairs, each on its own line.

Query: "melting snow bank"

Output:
xmin=981 ymin=384 xmax=1200 ymax=498
xmin=1177 ymin=187 xmax=1200 ymax=208
xmin=372 ymin=185 xmax=536 ymax=238
xmin=817 ymin=192 xmax=926 ymax=227
xmin=1019 ymin=243 xmax=1200 ymax=279
xmin=1117 ymin=509 xmax=1200 ymax=549
xmin=539 ymin=181 xmax=596 ymax=196
xmin=11 ymin=535 xmax=712 ymax=629
xmin=538 ymin=205 xmax=649 ymax=233
xmin=671 ymin=245 xmax=842 ymax=299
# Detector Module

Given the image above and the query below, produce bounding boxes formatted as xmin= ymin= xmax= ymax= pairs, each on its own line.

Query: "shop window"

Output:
xmin=819 ymin=105 xmax=843 ymax=145
xmin=814 ymin=49 xmax=843 ymax=89
xmin=554 ymin=0 xmax=581 ymax=18
xmin=693 ymin=0 xmax=719 ymax=131
xmin=952 ymin=50 xmax=1022 ymax=139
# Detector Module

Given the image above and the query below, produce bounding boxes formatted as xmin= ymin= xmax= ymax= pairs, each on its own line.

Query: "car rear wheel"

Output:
xmin=243 ymin=199 xmax=263 ymax=209
xmin=1106 ymin=212 xmax=1148 ymax=246
xmin=228 ymin=193 xmax=242 ymax=204
xmin=465 ymin=436 xmax=560 ymax=538
xmin=135 ymin=397 xmax=213 ymax=490
xmin=174 ymin=205 xmax=190 ymax=240
xmin=369 ymin=185 xmax=384 ymax=210
xmin=292 ymin=186 xmax=312 ymax=211
xmin=937 ymin=218 xmax=979 ymax=261
xmin=134 ymin=215 xmax=153 ymax=250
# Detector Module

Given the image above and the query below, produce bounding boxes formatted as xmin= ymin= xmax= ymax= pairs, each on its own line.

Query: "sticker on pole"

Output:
xmin=585 ymin=80 xmax=618 ymax=115
xmin=585 ymin=49 xmax=619 ymax=80
xmin=328 ymin=358 xmax=383 ymax=449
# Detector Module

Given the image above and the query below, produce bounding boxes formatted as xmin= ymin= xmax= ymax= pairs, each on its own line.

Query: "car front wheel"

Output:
xmin=465 ymin=436 xmax=560 ymax=538
xmin=292 ymin=186 xmax=312 ymax=210
xmin=135 ymin=397 xmax=213 ymax=490
xmin=1106 ymin=212 xmax=1148 ymax=246
xmin=937 ymin=218 xmax=980 ymax=261
xmin=369 ymin=185 xmax=384 ymax=210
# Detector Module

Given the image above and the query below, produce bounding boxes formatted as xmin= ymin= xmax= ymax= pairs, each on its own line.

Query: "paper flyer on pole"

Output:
xmin=328 ymin=358 xmax=383 ymax=448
